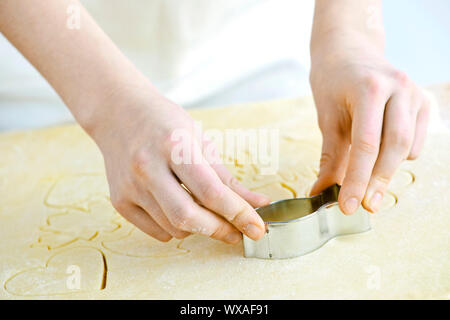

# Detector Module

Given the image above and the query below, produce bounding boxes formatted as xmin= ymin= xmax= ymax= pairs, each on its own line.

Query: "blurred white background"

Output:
xmin=0 ymin=0 xmax=449 ymax=131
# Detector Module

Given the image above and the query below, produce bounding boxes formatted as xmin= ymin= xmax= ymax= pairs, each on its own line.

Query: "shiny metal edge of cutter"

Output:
xmin=243 ymin=184 xmax=371 ymax=259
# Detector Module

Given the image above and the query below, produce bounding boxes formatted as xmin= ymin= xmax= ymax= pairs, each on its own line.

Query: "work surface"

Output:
xmin=0 ymin=91 xmax=449 ymax=299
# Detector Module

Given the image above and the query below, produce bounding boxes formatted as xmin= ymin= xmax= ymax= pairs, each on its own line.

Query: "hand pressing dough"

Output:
xmin=0 ymin=96 xmax=448 ymax=299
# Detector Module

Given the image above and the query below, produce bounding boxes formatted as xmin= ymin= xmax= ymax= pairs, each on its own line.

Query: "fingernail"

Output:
xmin=370 ymin=192 xmax=383 ymax=212
xmin=344 ymin=197 xmax=359 ymax=214
xmin=243 ymin=224 xmax=263 ymax=240
xmin=225 ymin=232 xmax=242 ymax=244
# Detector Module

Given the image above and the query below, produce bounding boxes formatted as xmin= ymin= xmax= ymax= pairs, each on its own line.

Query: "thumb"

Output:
xmin=310 ymin=133 xmax=350 ymax=196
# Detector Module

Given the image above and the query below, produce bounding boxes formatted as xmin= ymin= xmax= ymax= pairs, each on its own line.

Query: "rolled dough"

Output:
xmin=0 ymin=96 xmax=448 ymax=299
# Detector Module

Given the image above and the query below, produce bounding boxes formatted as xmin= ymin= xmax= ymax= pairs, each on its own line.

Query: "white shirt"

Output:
xmin=0 ymin=0 xmax=314 ymax=130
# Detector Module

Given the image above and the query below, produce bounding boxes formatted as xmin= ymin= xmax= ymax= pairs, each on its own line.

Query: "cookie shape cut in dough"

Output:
xmin=0 ymin=95 xmax=448 ymax=299
xmin=4 ymin=247 xmax=106 ymax=297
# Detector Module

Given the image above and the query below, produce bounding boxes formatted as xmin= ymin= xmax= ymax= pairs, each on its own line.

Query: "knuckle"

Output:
xmin=229 ymin=207 xmax=248 ymax=225
xmin=210 ymin=223 xmax=227 ymax=240
xmin=225 ymin=175 xmax=241 ymax=188
xmin=319 ymin=152 xmax=334 ymax=170
xmin=200 ymin=182 xmax=225 ymax=206
xmin=169 ymin=205 xmax=195 ymax=229
xmin=171 ymin=219 xmax=186 ymax=230
xmin=131 ymin=148 xmax=152 ymax=175
xmin=164 ymin=128 xmax=195 ymax=161
xmin=374 ymin=174 xmax=391 ymax=187
xmin=363 ymin=74 xmax=384 ymax=96
xmin=162 ymin=130 xmax=178 ymax=152
xmin=172 ymin=231 xmax=191 ymax=239
xmin=388 ymin=129 xmax=411 ymax=150
xmin=110 ymin=193 xmax=128 ymax=213
xmin=392 ymin=69 xmax=410 ymax=87
xmin=355 ymin=138 xmax=379 ymax=155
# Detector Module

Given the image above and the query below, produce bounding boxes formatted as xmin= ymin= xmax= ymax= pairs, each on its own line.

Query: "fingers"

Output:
xmin=339 ymin=93 xmax=385 ymax=215
xmin=137 ymin=190 xmax=191 ymax=239
xmin=131 ymin=133 xmax=264 ymax=243
xmin=112 ymin=201 xmax=172 ymax=242
xmin=202 ymin=137 xmax=270 ymax=208
xmin=170 ymin=148 xmax=266 ymax=240
xmin=310 ymin=68 xmax=427 ymax=215
xmin=310 ymin=121 xmax=350 ymax=196
xmin=363 ymin=92 xmax=415 ymax=212
xmin=210 ymin=162 xmax=270 ymax=208
xmin=146 ymin=167 xmax=245 ymax=244
xmin=408 ymin=96 xmax=430 ymax=160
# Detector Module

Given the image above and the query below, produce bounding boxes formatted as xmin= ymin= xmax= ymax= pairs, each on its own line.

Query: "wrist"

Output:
xmin=310 ymin=28 xmax=385 ymax=68
xmin=311 ymin=0 xmax=385 ymax=61
xmin=74 ymin=77 xmax=160 ymax=143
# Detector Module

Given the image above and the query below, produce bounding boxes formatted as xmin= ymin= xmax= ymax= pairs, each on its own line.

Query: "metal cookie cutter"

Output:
xmin=243 ymin=184 xmax=371 ymax=259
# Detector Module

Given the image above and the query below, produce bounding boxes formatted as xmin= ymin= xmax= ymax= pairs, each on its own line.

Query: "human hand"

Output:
xmin=89 ymin=85 xmax=269 ymax=243
xmin=0 ymin=0 xmax=269 ymax=244
xmin=309 ymin=32 xmax=430 ymax=214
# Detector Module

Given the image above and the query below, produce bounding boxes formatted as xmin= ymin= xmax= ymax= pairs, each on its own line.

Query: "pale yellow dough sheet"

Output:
xmin=0 ymin=96 xmax=448 ymax=299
